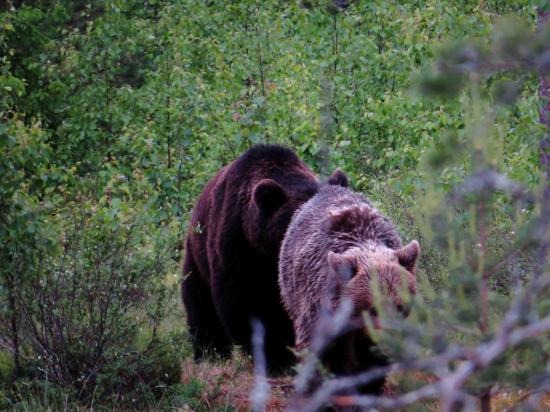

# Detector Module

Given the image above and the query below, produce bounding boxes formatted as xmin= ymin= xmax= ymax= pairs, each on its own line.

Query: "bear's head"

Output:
xmin=327 ymin=241 xmax=419 ymax=327
xmin=245 ymin=168 xmax=348 ymax=257
xmin=323 ymin=205 xmax=419 ymax=327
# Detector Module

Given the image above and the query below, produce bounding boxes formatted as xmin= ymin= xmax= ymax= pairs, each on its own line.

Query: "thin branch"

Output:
xmin=254 ymin=0 xmax=266 ymax=98
xmin=293 ymin=346 xmax=468 ymax=412
xmin=291 ymin=298 xmax=353 ymax=398
xmin=250 ymin=319 xmax=269 ymax=412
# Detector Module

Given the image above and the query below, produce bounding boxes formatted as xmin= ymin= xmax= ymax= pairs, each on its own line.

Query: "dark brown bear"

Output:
xmin=279 ymin=184 xmax=419 ymax=393
xmin=182 ymin=144 xmax=347 ymax=371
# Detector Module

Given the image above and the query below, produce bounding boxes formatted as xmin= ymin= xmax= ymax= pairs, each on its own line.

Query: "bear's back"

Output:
xmin=278 ymin=186 xmax=369 ymax=325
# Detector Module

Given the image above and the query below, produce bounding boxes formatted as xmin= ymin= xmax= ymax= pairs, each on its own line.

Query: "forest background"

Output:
xmin=1 ymin=0 xmax=549 ymax=410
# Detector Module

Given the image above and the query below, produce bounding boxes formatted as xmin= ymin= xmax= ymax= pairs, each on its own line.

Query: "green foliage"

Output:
xmin=0 ymin=351 xmax=14 ymax=385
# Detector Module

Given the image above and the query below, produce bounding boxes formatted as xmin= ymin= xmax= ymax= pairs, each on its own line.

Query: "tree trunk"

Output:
xmin=6 ymin=270 xmax=21 ymax=382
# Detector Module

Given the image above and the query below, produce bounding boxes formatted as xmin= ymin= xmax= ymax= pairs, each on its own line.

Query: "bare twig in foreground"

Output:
xmin=292 ymin=298 xmax=353 ymax=395
xmin=250 ymin=319 xmax=270 ymax=412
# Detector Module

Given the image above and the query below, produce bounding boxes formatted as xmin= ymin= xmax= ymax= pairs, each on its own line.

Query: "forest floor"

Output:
xmin=178 ymin=355 xmax=550 ymax=411
xmin=179 ymin=355 xmax=292 ymax=411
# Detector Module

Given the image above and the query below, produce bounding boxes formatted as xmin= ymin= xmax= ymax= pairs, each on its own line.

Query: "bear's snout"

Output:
xmin=343 ymin=264 xmax=414 ymax=329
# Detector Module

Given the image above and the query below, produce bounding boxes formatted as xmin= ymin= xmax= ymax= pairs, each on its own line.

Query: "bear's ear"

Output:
xmin=253 ymin=179 xmax=288 ymax=214
xmin=396 ymin=240 xmax=420 ymax=274
xmin=327 ymin=251 xmax=355 ymax=282
xmin=327 ymin=169 xmax=349 ymax=188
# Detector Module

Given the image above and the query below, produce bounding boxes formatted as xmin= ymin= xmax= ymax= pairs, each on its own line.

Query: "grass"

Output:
xmin=3 ymin=345 xmax=550 ymax=411
xmin=179 ymin=351 xmax=293 ymax=411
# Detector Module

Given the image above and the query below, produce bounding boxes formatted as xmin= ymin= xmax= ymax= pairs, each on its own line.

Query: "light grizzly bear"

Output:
xmin=279 ymin=184 xmax=419 ymax=393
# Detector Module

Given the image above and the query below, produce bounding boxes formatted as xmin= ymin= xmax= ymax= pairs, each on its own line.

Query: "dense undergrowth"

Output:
xmin=1 ymin=0 xmax=546 ymax=410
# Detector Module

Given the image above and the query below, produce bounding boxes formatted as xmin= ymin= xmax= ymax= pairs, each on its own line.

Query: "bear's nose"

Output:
xmin=395 ymin=302 xmax=411 ymax=317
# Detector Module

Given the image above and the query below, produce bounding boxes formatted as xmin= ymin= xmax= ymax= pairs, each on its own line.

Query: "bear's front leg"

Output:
xmin=182 ymin=258 xmax=232 ymax=360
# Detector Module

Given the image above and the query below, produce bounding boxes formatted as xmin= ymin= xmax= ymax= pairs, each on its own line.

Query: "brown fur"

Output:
xmin=182 ymin=144 xmax=346 ymax=372
xmin=279 ymin=185 xmax=419 ymax=392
